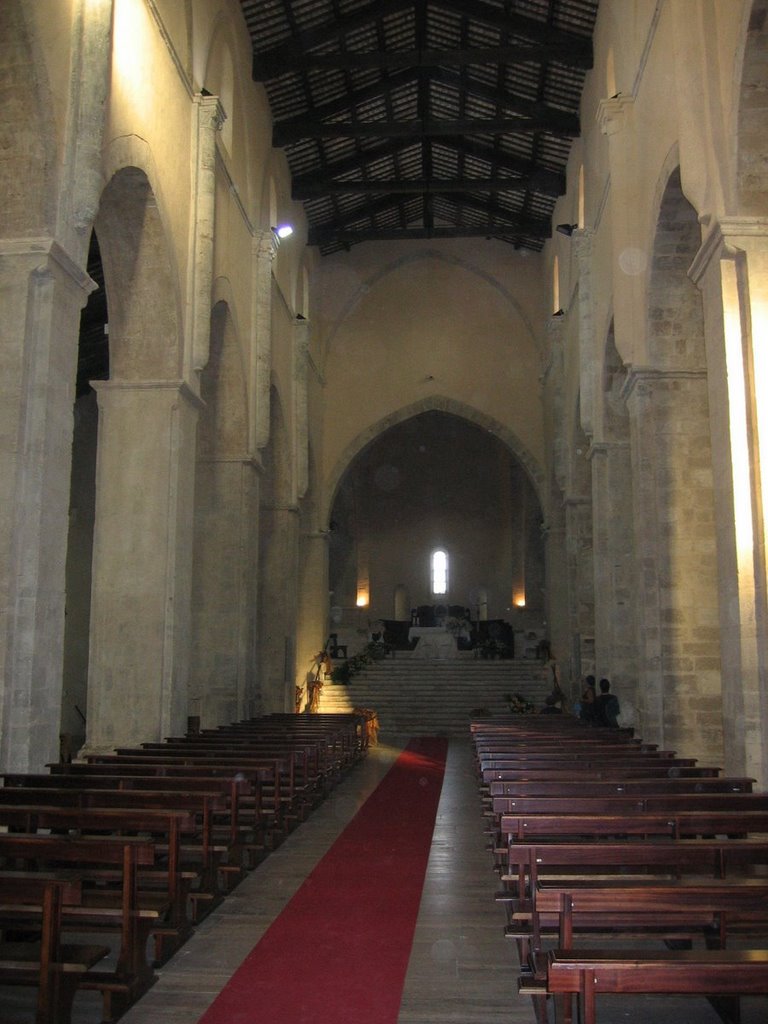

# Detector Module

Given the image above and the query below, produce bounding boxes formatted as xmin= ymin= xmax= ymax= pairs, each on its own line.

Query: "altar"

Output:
xmin=408 ymin=626 xmax=458 ymax=659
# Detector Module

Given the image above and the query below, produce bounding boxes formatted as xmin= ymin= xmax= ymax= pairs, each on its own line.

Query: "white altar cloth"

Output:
xmin=408 ymin=626 xmax=457 ymax=659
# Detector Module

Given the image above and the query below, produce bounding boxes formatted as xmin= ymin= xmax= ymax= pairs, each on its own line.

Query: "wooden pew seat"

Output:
xmin=540 ymin=947 xmax=768 ymax=1024
xmin=0 ymin=876 xmax=110 ymax=1024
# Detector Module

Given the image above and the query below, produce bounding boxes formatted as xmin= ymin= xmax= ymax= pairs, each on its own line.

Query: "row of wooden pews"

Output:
xmin=471 ymin=715 xmax=768 ymax=1024
xmin=0 ymin=711 xmax=368 ymax=1024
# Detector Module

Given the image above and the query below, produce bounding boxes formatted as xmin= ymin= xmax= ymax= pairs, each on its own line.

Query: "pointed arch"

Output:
xmin=323 ymin=395 xmax=545 ymax=528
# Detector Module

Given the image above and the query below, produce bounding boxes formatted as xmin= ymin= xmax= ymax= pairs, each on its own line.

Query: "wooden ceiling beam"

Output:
xmin=435 ymin=0 xmax=593 ymax=63
xmin=251 ymin=0 xmax=412 ymax=80
xmin=307 ymin=222 xmax=548 ymax=246
xmin=274 ymin=113 xmax=578 ymax=147
xmin=294 ymin=176 xmax=530 ymax=198
xmin=284 ymin=42 xmax=591 ymax=74
xmin=292 ymin=139 xmax=565 ymax=198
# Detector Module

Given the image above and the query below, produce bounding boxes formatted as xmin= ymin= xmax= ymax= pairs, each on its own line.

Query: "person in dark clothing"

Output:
xmin=592 ymin=677 xmax=620 ymax=727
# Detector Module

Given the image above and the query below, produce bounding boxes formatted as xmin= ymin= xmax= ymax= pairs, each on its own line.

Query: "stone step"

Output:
xmin=316 ymin=658 xmax=553 ymax=737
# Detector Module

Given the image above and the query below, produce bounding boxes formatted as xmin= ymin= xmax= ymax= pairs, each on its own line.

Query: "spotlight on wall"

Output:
xmin=556 ymin=223 xmax=578 ymax=237
xmin=272 ymin=224 xmax=294 ymax=240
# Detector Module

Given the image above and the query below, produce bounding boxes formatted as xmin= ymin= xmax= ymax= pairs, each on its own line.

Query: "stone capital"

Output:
xmin=596 ymin=94 xmax=634 ymax=136
xmin=93 ymin=377 xmax=206 ymax=410
xmin=689 ymin=216 xmax=768 ymax=285
xmin=586 ymin=439 xmax=630 ymax=461
xmin=572 ymin=226 xmax=594 ymax=260
xmin=259 ymin=502 xmax=301 ymax=516
xmin=0 ymin=236 xmax=96 ymax=296
xmin=196 ymin=92 xmax=227 ymax=133
xmin=254 ymin=227 xmax=280 ymax=263
xmin=620 ymin=364 xmax=707 ymax=403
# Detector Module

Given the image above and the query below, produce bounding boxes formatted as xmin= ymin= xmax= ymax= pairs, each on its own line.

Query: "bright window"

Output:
xmin=431 ymin=549 xmax=448 ymax=595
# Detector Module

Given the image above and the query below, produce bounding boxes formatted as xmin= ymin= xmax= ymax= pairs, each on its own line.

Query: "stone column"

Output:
xmin=293 ymin=316 xmax=310 ymax=500
xmin=690 ymin=218 xmax=768 ymax=781
xmin=252 ymin=230 xmax=278 ymax=451
xmin=588 ymin=441 xmax=638 ymax=717
xmin=624 ymin=367 xmax=721 ymax=761
xmin=0 ymin=240 xmax=94 ymax=771
xmin=84 ymin=380 xmax=201 ymax=751
xmin=190 ymin=95 xmax=226 ymax=374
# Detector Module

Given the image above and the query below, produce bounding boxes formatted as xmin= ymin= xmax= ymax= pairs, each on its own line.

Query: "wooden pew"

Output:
xmin=489 ymin=777 xmax=755 ymax=797
xmin=0 ymin=786 xmax=230 ymax=918
xmin=510 ymin=875 xmax=768 ymax=976
xmin=0 ymin=834 xmax=159 ymax=1021
xmin=482 ymin=765 xmax=723 ymax=782
xmin=0 ymin=805 xmax=195 ymax=966
xmin=474 ymin=719 xmax=768 ymax=1024
xmin=529 ymin=878 xmax=768 ymax=955
xmin=500 ymin=810 xmax=768 ymax=842
xmin=500 ymin=838 xmax=768 ymax=902
xmin=85 ymin=751 xmax=297 ymax=838
xmin=491 ymin=793 xmax=768 ymax=819
xmin=479 ymin=754 xmax=700 ymax=770
xmin=2 ymin=772 xmax=259 ymax=881
xmin=132 ymin=737 xmax=325 ymax=817
xmin=49 ymin=758 xmax=278 ymax=852
xmin=0 ymin=875 xmax=110 ymax=1024
xmin=543 ymin=948 xmax=768 ymax=1024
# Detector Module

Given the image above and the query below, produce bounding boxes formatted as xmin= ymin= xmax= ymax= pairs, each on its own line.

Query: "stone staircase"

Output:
xmin=317 ymin=656 xmax=551 ymax=738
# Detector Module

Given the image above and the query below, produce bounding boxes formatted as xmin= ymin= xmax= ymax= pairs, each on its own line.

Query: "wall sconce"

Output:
xmin=556 ymin=223 xmax=578 ymax=237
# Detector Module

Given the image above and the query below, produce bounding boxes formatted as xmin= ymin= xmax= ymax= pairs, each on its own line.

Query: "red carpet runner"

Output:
xmin=197 ymin=737 xmax=448 ymax=1024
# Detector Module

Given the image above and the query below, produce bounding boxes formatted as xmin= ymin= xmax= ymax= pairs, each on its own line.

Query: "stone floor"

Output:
xmin=2 ymin=738 xmax=767 ymax=1023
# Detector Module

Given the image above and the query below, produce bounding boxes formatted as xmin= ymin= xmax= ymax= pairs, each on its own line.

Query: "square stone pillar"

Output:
xmin=690 ymin=219 xmax=768 ymax=782
xmin=562 ymin=498 xmax=594 ymax=681
xmin=624 ymin=368 xmax=721 ymax=763
xmin=190 ymin=456 xmax=260 ymax=728
xmin=589 ymin=441 xmax=639 ymax=719
xmin=258 ymin=505 xmax=301 ymax=713
xmin=84 ymin=380 xmax=201 ymax=752
xmin=0 ymin=240 xmax=94 ymax=771
xmin=295 ymin=529 xmax=331 ymax=710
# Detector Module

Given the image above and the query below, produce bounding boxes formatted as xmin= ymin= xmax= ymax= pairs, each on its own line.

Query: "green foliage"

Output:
xmin=330 ymin=640 xmax=391 ymax=684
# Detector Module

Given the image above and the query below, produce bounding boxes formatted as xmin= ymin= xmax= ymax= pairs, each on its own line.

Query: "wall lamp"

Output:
xmin=556 ymin=223 xmax=578 ymax=237
xmin=272 ymin=224 xmax=294 ymax=241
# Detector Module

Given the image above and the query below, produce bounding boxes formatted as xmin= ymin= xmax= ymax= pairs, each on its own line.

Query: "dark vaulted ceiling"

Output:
xmin=238 ymin=0 xmax=599 ymax=255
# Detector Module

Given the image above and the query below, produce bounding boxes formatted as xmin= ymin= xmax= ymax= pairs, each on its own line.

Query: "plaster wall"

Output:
xmin=315 ymin=240 xmax=548 ymax=517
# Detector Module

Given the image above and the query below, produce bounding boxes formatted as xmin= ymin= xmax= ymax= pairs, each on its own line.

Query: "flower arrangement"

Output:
xmin=505 ymin=692 xmax=536 ymax=715
xmin=445 ymin=616 xmax=470 ymax=636
xmin=478 ymin=638 xmax=509 ymax=659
